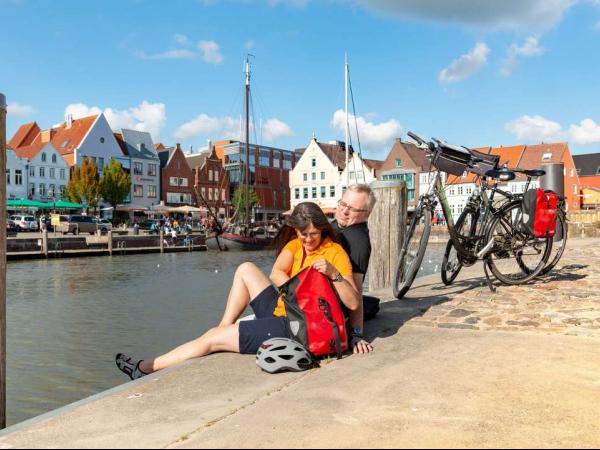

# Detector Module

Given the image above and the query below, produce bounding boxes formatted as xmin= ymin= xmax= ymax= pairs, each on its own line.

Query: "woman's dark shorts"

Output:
xmin=238 ymin=285 xmax=290 ymax=354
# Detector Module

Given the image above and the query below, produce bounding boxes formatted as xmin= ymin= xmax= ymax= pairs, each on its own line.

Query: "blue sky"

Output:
xmin=2 ymin=0 xmax=600 ymax=159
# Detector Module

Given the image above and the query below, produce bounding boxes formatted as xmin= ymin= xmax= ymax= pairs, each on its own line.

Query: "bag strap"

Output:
xmin=319 ymin=298 xmax=342 ymax=359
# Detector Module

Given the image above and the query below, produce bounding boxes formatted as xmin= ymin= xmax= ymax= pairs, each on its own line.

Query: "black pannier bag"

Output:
xmin=469 ymin=150 xmax=500 ymax=177
xmin=432 ymin=142 xmax=473 ymax=176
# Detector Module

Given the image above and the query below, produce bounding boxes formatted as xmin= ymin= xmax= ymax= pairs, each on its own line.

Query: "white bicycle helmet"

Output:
xmin=256 ymin=338 xmax=318 ymax=374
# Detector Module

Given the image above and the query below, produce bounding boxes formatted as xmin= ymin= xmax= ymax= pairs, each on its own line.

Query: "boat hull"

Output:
xmin=206 ymin=233 xmax=272 ymax=251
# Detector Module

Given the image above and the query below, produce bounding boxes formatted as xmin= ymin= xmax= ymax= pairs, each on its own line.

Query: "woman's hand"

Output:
xmin=311 ymin=259 xmax=338 ymax=281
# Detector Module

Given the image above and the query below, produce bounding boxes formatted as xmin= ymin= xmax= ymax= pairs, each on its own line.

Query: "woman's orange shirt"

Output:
xmin=273 ymin=237 xmax=353 ymax=317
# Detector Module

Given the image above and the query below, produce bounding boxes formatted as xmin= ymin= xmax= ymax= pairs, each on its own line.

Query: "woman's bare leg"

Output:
xmin=139 ymin=324 xmax=240 ymax=374
xmin=218 ymin=262 xmax=272 ymax=327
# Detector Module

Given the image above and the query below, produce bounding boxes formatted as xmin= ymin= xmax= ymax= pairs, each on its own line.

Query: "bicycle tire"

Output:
xmin=484 ymin=201 xmax=552 ymax=285
xmin=393 ymin=206 xmax=432 ymax=299
xmin=540 ymin=209 xmax=568 ymax=276
xmin=441 ymin=208 xmax=478 ymax=285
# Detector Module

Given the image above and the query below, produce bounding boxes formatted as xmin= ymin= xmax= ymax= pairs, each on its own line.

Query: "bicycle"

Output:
xmin=393 ymin=132 xmax=553 ymax=299
xmin=441 ymin=167 xmax=565 ymax=286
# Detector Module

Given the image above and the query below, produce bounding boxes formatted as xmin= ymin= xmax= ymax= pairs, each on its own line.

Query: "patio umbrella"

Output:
xmin=52 ymin=200 xmax=84 ymax=209
xmin=6 ymin=199 xmax=48 ymax=208
xmin=171 ymin=205 xmax=205 ymax=214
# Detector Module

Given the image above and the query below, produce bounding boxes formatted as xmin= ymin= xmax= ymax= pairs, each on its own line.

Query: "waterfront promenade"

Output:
xmin=0 ymin=238 xmax=598 ymax=448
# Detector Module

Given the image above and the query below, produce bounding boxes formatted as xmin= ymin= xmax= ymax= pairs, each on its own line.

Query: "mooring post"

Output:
xmin=160 ymin=230 xmax=164 ymax=253
xmin=108 ymin=230 xmax=113 ymax=256
xmin=0 ymin=92 xmax=8 ymax=429
xmin=367 ymin=180 xmax=407 ymax=292
xmin=42 ymin=230 xmax=48 ymax=258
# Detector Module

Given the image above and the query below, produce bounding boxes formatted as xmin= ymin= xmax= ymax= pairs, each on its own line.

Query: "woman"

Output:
xmin=116 ymin=202 xmax=361 ymax=380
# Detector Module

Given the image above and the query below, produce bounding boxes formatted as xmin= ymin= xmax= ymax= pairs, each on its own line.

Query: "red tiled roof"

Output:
xmin=114 ymin=133 xmax=128 ymax=156
xmin=8 ymin=122 xmax=40 ymax=149
xmin=12 ymin=135 xmax=46 ymax=161
xmin=49 ymin=115 xmax=98 ymax=157
xmin=317 ymin=142 xmax=353 ymax=170
xmin=580 ymin=175 xmax=600 ymax=189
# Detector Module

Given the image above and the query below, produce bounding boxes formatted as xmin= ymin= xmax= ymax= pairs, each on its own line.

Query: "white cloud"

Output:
xmin=198 ymin=40 xmax=224 ymax=64
xmin=331 ymin=109 xmax=402 ymax=151
xmin=7 ymin=102 xmax=36 ymax=117
xmin=174 ymin=114 xmax=240 ymax=141
xmin=262 ymin=118 xmax=294 ymax=142
xmin=569 ymin=119 xmax=600 ymax=145
xmin=439 ymin=42 xmax=490 ymax=83
xmin=356 ymin=0 xmax=575 ymax=32
xmin=505 ymin=115 xmax=565 ymax=142
xmin=174 ymin=34 xmax=191 ymax=46
xmin=137 ymin=49 xmax=195 ymax=60
xmin=245 ymin=40 xmax=255 ymax=50
xmin=501 ymin=36 xmax=544 ymax=76
xmin=65 ymin=101 xmax=166 ymax=142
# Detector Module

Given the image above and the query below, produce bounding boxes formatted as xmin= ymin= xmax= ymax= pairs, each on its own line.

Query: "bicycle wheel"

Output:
xmin=484 ymin=202 xmax=552 ymax=285
xmin=393 ymin=205 xmax=432 ymax=299
xmin=441 ymin=208 xmax=479 ymax=285
xmin=540 ymin=209 xmax=568 ymax=276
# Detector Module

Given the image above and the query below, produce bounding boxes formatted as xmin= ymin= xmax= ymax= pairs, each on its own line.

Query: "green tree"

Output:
xmin=65 ymin=166 xmax=82 ymax=203
xmin=79 ymin=158 xmax=101 ymax=213
xmin=232 ymin=186 xmax=259 ymax=223
xmin=100 ymin=160 xmax=131 ymax=210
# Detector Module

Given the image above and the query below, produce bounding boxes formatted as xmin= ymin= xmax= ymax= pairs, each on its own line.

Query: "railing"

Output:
xmin=567 ymin=210 xmax=600 ymax=224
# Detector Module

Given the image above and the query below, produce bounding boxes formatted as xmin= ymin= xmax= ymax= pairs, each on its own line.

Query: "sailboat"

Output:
xmin=206 ymin=56 xmax=274 ymax=251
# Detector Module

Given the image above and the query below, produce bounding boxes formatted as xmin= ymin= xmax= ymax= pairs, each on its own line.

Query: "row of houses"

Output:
xmin=7 ymin=112 xmax=599 ymax=221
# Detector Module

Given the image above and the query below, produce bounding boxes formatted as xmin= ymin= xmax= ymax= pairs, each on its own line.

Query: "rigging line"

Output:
xmin=348 ymin=72 xmax=367 ymax=183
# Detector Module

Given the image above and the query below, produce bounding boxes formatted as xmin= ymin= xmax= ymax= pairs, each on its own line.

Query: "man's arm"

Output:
xmin=347 ymin=272 xmax=373 ymax=354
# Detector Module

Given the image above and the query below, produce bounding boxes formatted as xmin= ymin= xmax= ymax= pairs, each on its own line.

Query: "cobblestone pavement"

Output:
xmin=372 ymin=237 xmax=600 ymax=339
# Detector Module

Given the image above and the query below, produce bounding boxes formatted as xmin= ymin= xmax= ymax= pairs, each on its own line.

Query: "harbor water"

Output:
xmin=6 ymin=244 xmax=445 ymax=425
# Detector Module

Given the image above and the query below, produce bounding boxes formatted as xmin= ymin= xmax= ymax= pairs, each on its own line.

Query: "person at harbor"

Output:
xmin=331 ymin=184 xmax=377 ymax=355
xmin=115 ymin=202 xmax=361 ymax=380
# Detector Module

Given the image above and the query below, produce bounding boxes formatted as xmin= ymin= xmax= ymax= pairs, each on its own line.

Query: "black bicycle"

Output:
xmin=393 ymin=132 xmax=553 ymax=299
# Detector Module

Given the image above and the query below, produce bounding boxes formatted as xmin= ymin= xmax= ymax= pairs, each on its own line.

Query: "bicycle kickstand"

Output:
xmin=483 ymin=262 xmax=497 ymax=293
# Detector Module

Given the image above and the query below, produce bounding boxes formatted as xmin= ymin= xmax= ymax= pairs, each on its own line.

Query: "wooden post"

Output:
xmin=0 ymin=92 xmax=7 ymax=428
xmin=160 ymin=230 xmax=164 ymax=253
xmin=42 ymin=230 xmax=48 ymax=258
xmin=108 ymin=230 xmax=113 ymax=256
xmin=367 ymin=180 xmax=407 ymax=292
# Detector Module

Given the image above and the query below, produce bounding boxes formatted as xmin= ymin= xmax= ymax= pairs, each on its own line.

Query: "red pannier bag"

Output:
xmin=278 ymin=268 xmax=348 ymax=359
xmin=522 ymin=188 xmax=559 ymax=238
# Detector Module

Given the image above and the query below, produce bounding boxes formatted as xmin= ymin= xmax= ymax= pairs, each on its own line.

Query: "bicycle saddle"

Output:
xmin=513 ymin=168 xmax=546 ymax=177
xmin=485 ymin=169 xmax=516 ymax=181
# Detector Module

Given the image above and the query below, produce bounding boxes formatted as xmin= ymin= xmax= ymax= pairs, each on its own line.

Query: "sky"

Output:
xmin=2 ymin=0 xmax=600 ymax=160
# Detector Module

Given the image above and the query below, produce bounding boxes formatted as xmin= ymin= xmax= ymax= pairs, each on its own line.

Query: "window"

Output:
xmin=179 ymin=178 xmax=189 ymax=187
xmin=395 ymin=159 xmax=402 ymax=168
xmin=170 ymin=177 xmax=179 ymax=186
xmin=201 ymin=187 xmax=206 ymax=198
xmin=167 ymin=192 xmax=191 ymax=204
xmin=573 ymin=184 xmax=577 ymax=194
xmin=320 ymin=186 xmax=326 ymax=198
xmin=39 ymin=167 xmax=45 ymax=178
xmin=449 ymin=188 xmax=454 ymax=196
xmin=222 ymin=189 xmax=226 ymax=201
xmin=42 ymin=153 xmax=47 ymax=162
xmin=312 ymin=187 xmax=317 ymax=198
xmin=15 ymin=170 xmax=22 ymax=185
xmin=321 ymin=171 xmax=325 ymax=180
xmin=50 ymin=168 xmax=55 ymax=179
xmin=29 ymin=166 xmax=35 ymax=177
xmin=295 ymin=188 xmax=300 ymax=200
xmin=148 ymin=164 xmax=156 ymax=177
xmin=542 ymin=153 xmax=552 ymax=161
xmin=312 ymin=172 xmax=317 ymax=181
xmin=311 ymin=158 xmax=317 ymax=168
xmin=133 ymin=185 xmax=144 ymax=197
xmin=134 ymin=162 xmax=143 ymax=175
xmin=597 ymin=166 xmax=600 ymax=175
xmin=570 ymin=168 xmax=574 ymax=177
xmin=52 ymin=154 xmax=57 ymax=163
xmin=100 ymin=137 xmax=105 ymax=144
xmin=273 ymin=151 xmax=281 ymax=169
xmin=303 ymin=188 xmax=308 ymax=199
xmin=5 ymin=169 xmax=10 ymax=185
xmin=260 ymin=150 xmax=270 ymax=167
xmin=98 ymin=157 xmax=105 ymax=171
xmin=49 ymin=184 xmax=56 ymax=197
xmin=457 ymin=186 xmax=463 ymax=195
xmin=330 ymin=186 xmax=336 ymax=197
xmin=303 ymin=173 xmax=308 ymax=182
xmin=39 ymin=183 xmax=46 ymax=196
xmin=215 ymin=170 xmax=219 ymax=182
xmin=283 ymin=154 xmax=292 ymax=170
xmin=208 ymin=188 xmax=213 ymax=201
xmin=60 ymin=169 xmax=66 ymax=180
xmin=209 ymin=170 xmax=213 ymax=182
xmin=60 ymin=185 xmax=66 ymax=197
xmin=148 ymin=185 xmax=157 ymax=198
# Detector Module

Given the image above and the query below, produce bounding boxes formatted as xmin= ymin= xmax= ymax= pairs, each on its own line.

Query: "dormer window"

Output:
xmin=542 ymin=153 xmax=552 ymax=161
xmin=61 ymin=140 xmax=69 ymax=148
xmin=395 ymin=159 xmax=402 ymax=168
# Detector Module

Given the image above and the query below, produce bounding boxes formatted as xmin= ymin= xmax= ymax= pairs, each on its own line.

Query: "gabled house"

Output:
xmin=290 ymin=138 xmax=352 ymax=210
xmin=114 ymin=129 xmax=161 ymax=209
xmin=339 ymin=152 xmax=383 ymax=186
xmin=158 ymin=144 xmax=196 ymax=206
xmin=5 ymin=148 xmax=28 ymax=200
xmin=186 ymin=147 xmax=229 ymax=217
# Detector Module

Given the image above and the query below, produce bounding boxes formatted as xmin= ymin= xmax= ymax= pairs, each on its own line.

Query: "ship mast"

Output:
xmin=244 ymin=56 xmax=251 ymax=224
xmin=345 ymin=53 xmax=349 ymax=187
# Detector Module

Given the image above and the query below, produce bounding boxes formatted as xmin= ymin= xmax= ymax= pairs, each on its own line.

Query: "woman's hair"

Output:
xmin=273 ymin=202 xmax=338 ymax=255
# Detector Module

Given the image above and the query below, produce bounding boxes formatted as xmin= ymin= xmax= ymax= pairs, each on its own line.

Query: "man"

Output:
xmin=332 ymin=184 xmax=377 ymax=355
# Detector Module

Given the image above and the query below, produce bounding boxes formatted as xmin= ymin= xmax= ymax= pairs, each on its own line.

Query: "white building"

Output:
xmin=290 ymin=139 xmax=349 ymax=210
xmin=5 ymin=148 xmax=28 ymax=200
xmin=339 ymin=151 xmax=380 ymax=186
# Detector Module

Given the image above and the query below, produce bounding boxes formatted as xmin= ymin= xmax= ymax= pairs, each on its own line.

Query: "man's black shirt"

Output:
xmin=332 ymin=220 xmax=371 ymax=275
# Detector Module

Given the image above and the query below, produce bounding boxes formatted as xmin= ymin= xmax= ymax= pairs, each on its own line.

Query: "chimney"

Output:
xmin=176 ymin=143 xmax=182 ymax=152
xmin=66 ymin=114 xmax=73 ymax=129
xmin=189 ymin=144 xmax=193 ymax=154
xmin=40 ymin=129 xmax=56 ymax=144
xmin=207 ymin=139 xmax=212 ymax=153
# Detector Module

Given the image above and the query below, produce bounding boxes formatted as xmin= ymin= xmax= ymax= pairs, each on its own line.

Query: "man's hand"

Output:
xmin=350 ymin=335 xmax=374 ymax=354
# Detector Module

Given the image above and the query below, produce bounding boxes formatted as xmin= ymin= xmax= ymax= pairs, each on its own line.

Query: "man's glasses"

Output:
xmin=337 ymin=200 xmax=369 ymax=213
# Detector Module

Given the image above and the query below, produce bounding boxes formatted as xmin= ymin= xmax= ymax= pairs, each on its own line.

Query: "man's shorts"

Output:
xmin=238 ymin=285 xmax=290 ymax=354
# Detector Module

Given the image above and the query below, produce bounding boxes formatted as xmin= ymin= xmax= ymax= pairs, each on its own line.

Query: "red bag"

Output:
xmin=522 ymin=188 xmax=559 ymax=238
xmin=279 ymin=268 xmax=348 ymax=358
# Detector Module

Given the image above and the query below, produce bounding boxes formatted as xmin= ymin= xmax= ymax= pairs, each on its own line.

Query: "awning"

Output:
xmin=116 ymin=204 xmax=149 ymax=212
xmin=52 ymin=200 xmax=84 ymax=209
xmin=171 ymin=205 xmax=206 ymax=214
xmin=6 ymin=199 xmax=48 ymax=208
